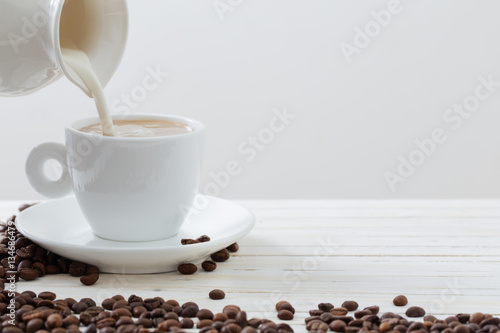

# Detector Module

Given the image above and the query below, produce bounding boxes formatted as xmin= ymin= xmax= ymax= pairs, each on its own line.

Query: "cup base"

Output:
xmin=93 ymin=230 xmax=179 ymax=243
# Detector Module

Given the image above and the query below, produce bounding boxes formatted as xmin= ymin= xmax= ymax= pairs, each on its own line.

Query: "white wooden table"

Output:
xmin=2 ymin=200 xmax=500 ymax=331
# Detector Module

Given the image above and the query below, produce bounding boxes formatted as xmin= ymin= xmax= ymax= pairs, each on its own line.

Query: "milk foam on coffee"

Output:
xmin=79 ymin=120 xmax=193 ymax=137
xmin=61 ymin=38 xmax=116 ymax=136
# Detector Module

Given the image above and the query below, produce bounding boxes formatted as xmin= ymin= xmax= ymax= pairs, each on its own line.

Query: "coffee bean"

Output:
xmin=406 ymin=306 xmax=426 ymax=318
xmin=68 ymin=261 xmax=87 ymax=277
xmin=309 ymin=309 xmax=324 ymax=316
xmin=331 ymin=307 xmax=349 ymax=316
xmin=211 ymin=249 xmax=230 ymax=262
xmin=181 ymin=239 xmax=200 ymax=245
xmin=278 ymin=302 xmax=295 ymax=314
xmin=241 ymin=327 xmax=258 ymax=333
xmin=198 ymin=309 xmax=214 ymax=320
xmin=354 ymin=310 xmax=371 ymax=319
xmin=202 ymin=260 xmax=217 ymax=272
xmin=177 ymin=263 xmax=197 ymax=274
xmin=362 ymin=306 xmax=379 ymax=315
xmin=102 ymin=299 xmax=116 ymax=310
xmin=38 ymin=291 xmax=56 ymax=300
xmin=226 ymin=243 xmax=239 ymax=252
xmin=342 ymin=301 xmax=359 ymax=312
xmin=330 ymin=319 xmax=347 ymax=332
xmin=81 ymin=274 xmax=99 ymax=286
xmin=158 ymin=319 xmax=181 ymax=331
xmin=85 ymin=265 xmax=100 ymax=275
xmin=318 ymin=302 xmax=335 ymax=312
xmin=214 ymin=313 xmax=229 ymax=322
xmin=46 ymin=313 xmax=63 ymax=329
xmin=197 ymin=235 xmax=211 ymax=242
xmin=209 ymin=289 xmax=225 ymax=300
xmin=307 ymin=320 xmax=329 ymax=331
xmin=222 ymin=323 xmax=242 ymax=333
xmin=393 ymin=295 xmax=408 ymax=306
xmin=181 ymin=318 xmax=194 ymax=328
xmin=181 ymin=305 xmax=199 ymax=318
xmin=277 ymin=310 xmax=294 ymax=320
xmin=32 ymin=262 xmax=46 ymax=277
xmin=19 ymin=268 xmax=39 ymax=281
xmin=72 ymin=301 xmax=88 ymax=314
xmin=26 ymin=318 xmax=44 ymax=333
xmin=223 ymin=306 xmax=239 ymax=319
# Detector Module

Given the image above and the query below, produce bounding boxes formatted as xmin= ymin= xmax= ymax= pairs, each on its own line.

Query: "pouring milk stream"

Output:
xmin=61 ymin=39 xmax=115 ymax=136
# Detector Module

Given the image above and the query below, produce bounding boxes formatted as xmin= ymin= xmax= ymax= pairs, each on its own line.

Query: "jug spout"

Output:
xmin=0 ymin=0 xmax=128 ymax=98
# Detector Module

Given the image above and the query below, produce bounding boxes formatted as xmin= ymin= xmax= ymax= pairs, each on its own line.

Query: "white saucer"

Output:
xmin=16 ymin=196 xmax=255 ymax=274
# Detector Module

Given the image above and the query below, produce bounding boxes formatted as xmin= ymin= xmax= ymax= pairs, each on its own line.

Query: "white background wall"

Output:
xmin=1 ymin=0 xmax=500 ymax=200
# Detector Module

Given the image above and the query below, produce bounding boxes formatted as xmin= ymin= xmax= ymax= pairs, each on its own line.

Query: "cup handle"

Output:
xmin=25 ymin=143 xmax=73 ymax=198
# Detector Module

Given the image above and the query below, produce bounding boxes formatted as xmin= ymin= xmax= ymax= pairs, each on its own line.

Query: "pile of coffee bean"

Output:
xmin=1 ymin=291 xmax=499 ymax=333
xmin=0 ymin=208 xmax=100 ymax=287
xmin=177 ymin=242 xmax=239 ymax=275
xmin=303 ymin=296 xmax=500 ymax=333
xmin=0 ymin=290 xmax=295 ymax=333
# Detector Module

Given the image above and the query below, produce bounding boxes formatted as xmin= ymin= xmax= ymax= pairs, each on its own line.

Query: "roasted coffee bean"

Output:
xmin=470 ymin=313 xmax=485 ymax=325
xmin=197 ymin=235 xmax=211 ymax=242
xmin=198 ymin=319 xmax=214 ymax=328
xmin=354 ymin=310 xmax=371 ymax=319
xmin=198 ymin=309 xmax=214 ymax=320
xmin=38 ymin=291 xmax=56 ymax=300
xmin=247 ymin=318 xmax=261 ymax=328
xmin=226 ymin=243 xmax=239 ymax=252
xmin=27 ymin=318 xmax=45 ymax=333
xmin=277 ymin=323 xmax=293 ymax=333
xmin=342 ymin=301 xmax=359 ymax=312
xmin=406 ymin=306 xmax=426 ymax=318
xmin=307 ymin=320 xmax=329 ymax=331
xmin=181 ymin=318 xmax=194 ymax=328
xmin=181 ymin=239 xmax=200 ymax=245
xmin=81 ymin=274 xmax=100 ymax=286
xmin=236 ymin=311 xmax=248 ymax=327
xmin=80 ymin=298 xmax=97 ymax=307
xmin=318 ymin=302 xmax=335 ymax=312
xmin=222 ymin=323 xmax=242 ymax=333
xmin=46 ymin=313 xmax=63 ymax=329
xmin=112 ymin=308 xmax=132 ymax=319
xmin=309 ymin=309 xmax=324 ymax=316
xmin=202 ymin=260 xmax=217 ymax=272
xmin=181 ymin=305 xmax=199 ymax=318
xmin=68 ymin=261 xmax=86 ymax=277
xmin=214 ymin=313 xmax=229 ymax=322
xmin=223 ymin=306 xmax=239 ymax=320
xmin=330 ymin=319 xmax=347 ymax=332
xmin=456 ymin=313 xmax=470 ymax=324
xmin=211 ymin=249 xmax=230 ymax=262
xmin=102 ymin=299 xmax=116 ymax=310
xmin=2 ymin=327 xmax=23 ymax=333
xmin=393 ymin=295 xmax=408 ymax=306
xmin=363 ymin=306 xmax=379 ymax=315
xmin=177 ymin=263 xmax=197 ymax=274
xmin=241 ymin=327 xmax=258 ymax=333
xmin=158 ymin=319 xmax=181 ymax=331
xmin=85 ymin=265 xmax=100 ymax=275
xmin=19 ymin=268 xmax=39 ymax=281
xmin=45 ymin=264 xmax=61 ymax=274
xmin=331 ymin=307 xmax=349 ymax=316
xmin=63 ymin=315 xmax=80 ymax=327
xmin=209 ymin=289 xmax=225 ymax=300
xmin=150 ymin=308 xmax=166 ymax=319
xmin=277 ymin=310 xmax=293 ymax=320
xmin=480 ymin=318 xmax=500 ymax=327
xmin=72 ymin=301 xmax=88 ymax=314
xmin=164 ymin=312 xmax=179 ymax=321
xmin=32 ymin=262 xmax=46 ymax=277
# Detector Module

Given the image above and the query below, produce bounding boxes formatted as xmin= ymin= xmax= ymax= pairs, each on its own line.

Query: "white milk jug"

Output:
xmin=0 ymin=0 xmax=128 ymax=97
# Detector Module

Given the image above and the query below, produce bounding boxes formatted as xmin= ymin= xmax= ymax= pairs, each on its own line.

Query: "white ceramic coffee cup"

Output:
xmin=25 ymin=114 xmax=205 ymax=242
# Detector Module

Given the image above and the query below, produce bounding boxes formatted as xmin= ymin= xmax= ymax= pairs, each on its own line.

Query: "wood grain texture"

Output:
xmin=1 ymin=199 xmax=499 ymax=332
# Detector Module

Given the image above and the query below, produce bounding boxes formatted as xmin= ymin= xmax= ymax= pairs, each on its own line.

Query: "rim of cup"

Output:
xmin=66 ymin=113 xmax=206 ymax=142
